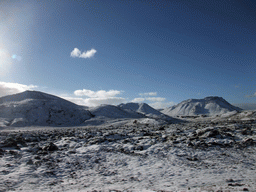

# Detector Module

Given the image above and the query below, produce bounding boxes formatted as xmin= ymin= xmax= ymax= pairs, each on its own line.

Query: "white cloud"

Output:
xmin=139 ymin=92 xmax=157 ymax=96
xmin=235 ymin=84 xmax=241 ymax=88
xmin=70 ymin=48 xmax=81 ymax=57
xmin=131 ymin=93 xmax=174 ymax=109
xmin=245 ymin=92 xmax=256 ymax=98
xmin=80 ymin=49 xmax=97 ymax=59
xmin=69 ymin=88 xmax=124 ymax=107
xmin=149 ymin=101 xmax=176 ymax=109
xmin=131 ymin=98 xmax=145 ymax=103
xmin=131 ymin=97 xmax=165 ymax=103
xmin=0 ymin=82 xmax=37 ymax=97
xmin=74 ymin=89 xmax=122 ymax=98
xmin=85 ymin=97 xmax=125 ymax=107
xmin=146 ymin=97 xmax=166 ymax=102
xmin=70 ymin=48 xmax=97 ymax=59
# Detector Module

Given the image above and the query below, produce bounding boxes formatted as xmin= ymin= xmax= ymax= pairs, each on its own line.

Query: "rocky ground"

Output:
xmin=0 ymin=119 xmax=255 ymax=191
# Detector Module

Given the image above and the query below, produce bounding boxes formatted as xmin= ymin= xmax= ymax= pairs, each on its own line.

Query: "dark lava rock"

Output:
xmin=2 ymin=136 xmax=27 ymax=149
xmin=241 ymin=128 xmax=252 ymax=135
xmin=15 ymin=136 xmax=27 ymax=146
xmin=3 ymin=138 xmax=18 ymax=148
xmin=242 ymin=138 xmax=254 ymax=146
xmin=206 ymin=129 xmax=219 ymax=137
xmin=24 ymin=136 xmax=39 ymax=142
xmin=134 ymin=145 xmax=144 ymax=151
xmin=26 ymin=159 xmax=34 ymax=165
xmin=122 ymin=139 xmax=130 ymax=144
xmin=8 ymin=150 xmax=20 ymax=158
xmin=34 ymin=155 xmax=41 ymax=160
xmin=228 ymin=183 xmax=244 ymax=186
xmin=0 ymin=148 xmax=5 ymax=156
xmin=187 ymin=157 xmax=198 ymax=161
xmin=226 ymin=178 xmax=235 ymax=182
xmin=42 ymin=142 xmax=58 ymax=152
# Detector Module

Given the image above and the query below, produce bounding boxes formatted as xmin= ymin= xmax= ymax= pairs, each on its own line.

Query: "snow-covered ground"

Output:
xmin=0 ymin=119 xmax=255 ymax=192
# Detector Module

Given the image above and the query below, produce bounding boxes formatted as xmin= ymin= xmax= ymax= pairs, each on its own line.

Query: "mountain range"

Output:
xmin=0 ymin=91 xmax=243 ymax=127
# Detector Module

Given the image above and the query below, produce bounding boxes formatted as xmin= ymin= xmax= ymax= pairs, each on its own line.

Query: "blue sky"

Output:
xmin=0 ymin=0 xmax=255 ymax=108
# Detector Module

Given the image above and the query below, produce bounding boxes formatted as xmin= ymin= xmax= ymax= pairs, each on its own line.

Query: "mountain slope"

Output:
xmin=162 ymin=96 xmax=241 ymax=117
xmin=0 ymin=91 xmax=93 ymax=127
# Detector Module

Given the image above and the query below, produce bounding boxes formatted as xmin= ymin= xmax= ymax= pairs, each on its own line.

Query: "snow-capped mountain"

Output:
xmin=0 ymin=91 xmax=93 ymax=127
xmin=89 ymin=104 xmax=146 ymax=119
xmin=162 ymin=96 xmax=241 ymax=117
xmin=118 ymin=103 xmax=163 ymax=116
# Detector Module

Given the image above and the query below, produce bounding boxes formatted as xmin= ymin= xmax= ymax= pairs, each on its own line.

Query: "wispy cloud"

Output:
xmin=245 ymin=92 xmax=256 ymax=98
xmin=146 ymin=97 xmax=166 ymax=102
xmin=64 ymin=96 xmax=125 ymax=107
xmin=235 ymin=84 xmax=242 ymax=88
xmin=0 ymin=82 xmax=37 ymax=97
xmin=132 ymin=97 xmax=166 ymax=102
xmin=131 ymin=97 xmax=169 ymax=108
xmin=131 ymin=98 xmax=145 ymax=103
xmin=74 ymin=89 xmax=122 ymax=98
xmin=133 ymin=92 xmax=174 ymax=109
xmin=70 ymin=48 xmax=97 ymax=59
xmin=131 ymin=97 xmax=166 ymax=103
xmin=139 ymin=92 xmax=157 ymax=96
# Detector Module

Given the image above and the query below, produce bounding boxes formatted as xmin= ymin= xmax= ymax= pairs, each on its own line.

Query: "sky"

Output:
xmin=0 ymin=0 xmax=255 ymax=108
